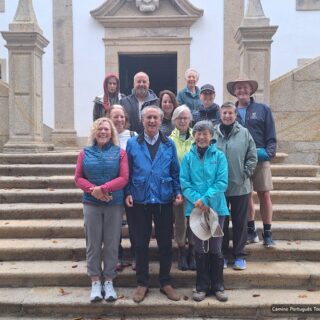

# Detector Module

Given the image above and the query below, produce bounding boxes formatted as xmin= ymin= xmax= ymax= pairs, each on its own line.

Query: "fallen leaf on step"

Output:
xmin=117 ymin=294 xmax=125 ymax=300
xmin=298 ymin=294 xmax=307 ymax=298
xmin=307 ymin=288 xmax=317 ymax=292
xmin=183 ymin=295 xmax=189 ymax=300
xmin=47 ymin=188 xmax=55 ymax=191
xmin=252 ymin=294 xmax=260 ymax=298
xmin=59 ymin=288 xmax=71 ymax=296
xmin=71 ymin=265 xmax=78 ymax=268
xmin=71 ymin=317 xmax=83 ymax=320
xmin=287 ymin=242 xmax=292 ymax=245
xmin=4 ymin=222 xmax=9 ymax=225
xmin=295 ymin=241 xmax=301 ymax=244
xmin=52 ymin=240 xmax=58 ymax=243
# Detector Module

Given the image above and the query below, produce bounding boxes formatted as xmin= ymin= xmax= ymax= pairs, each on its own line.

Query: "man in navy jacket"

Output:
xmin=227 ymin=77 xmax=277 ymax=248
xmin=125 ymin=106 xmax=183 ymax=303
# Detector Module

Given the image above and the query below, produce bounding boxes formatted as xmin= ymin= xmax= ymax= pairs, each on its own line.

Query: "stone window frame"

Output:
xmin=296 ymin=0 xmax=320 ymax=11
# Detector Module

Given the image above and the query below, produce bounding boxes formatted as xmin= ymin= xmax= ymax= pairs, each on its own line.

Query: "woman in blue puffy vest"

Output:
xmin=74 ymin=117 xmax=128 ymax=303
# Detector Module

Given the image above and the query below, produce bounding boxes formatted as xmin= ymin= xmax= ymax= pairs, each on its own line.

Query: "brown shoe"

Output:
xmin=132 ymin=286 xmax=148 ymax=303
xmin=160 ymin=285 xmax=180 ymax=301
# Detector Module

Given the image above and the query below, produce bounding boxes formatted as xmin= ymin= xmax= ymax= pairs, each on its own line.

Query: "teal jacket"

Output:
xmin=213 ymin=121 xmax=257 ymax=197
xmin=176 ymin=86 xmax=201 ymax=112
xmin=180 ymin=142 xmax=229 ymax=217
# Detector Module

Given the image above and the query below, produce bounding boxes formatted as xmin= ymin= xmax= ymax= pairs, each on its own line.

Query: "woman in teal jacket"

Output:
xmin=180 ymin=121 xmax=229 ymax=302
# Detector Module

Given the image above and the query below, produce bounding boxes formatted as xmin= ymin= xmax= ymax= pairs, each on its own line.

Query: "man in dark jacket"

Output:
xmin=192 ymin=84 xmax=220 ymax=126
xmin=227 ymin=77 xmax=277 ymax=248
xmin=125 ymin=106 xmax=182 ymax=303
xmin=120 ymin=72 xmax=159 ymax=134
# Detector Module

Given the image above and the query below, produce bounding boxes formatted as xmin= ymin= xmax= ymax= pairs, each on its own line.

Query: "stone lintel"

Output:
xmin=92 ymin=16 xmax=202 ymax=28
xmin=104 ymin=36 xmax=192 ymax=45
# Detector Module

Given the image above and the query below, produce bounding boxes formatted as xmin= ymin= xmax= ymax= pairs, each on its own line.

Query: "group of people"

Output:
xmin=75 ymin=68 xmax=277 ymax=304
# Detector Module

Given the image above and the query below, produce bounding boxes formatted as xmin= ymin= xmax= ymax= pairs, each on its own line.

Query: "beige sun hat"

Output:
xmin=190 ymin=207 xmax=224 ymax=241
xmin=226 ymin=76 xmax=258 ymax=97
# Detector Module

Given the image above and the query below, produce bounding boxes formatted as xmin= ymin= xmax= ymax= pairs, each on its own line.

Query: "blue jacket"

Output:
xmin=176 ymin=86 xmax=201 ymax=112
xmin=192 ymin=103 xmax=220 ymax=126
xmin=180 ymin=143 xmax=229 ymax=217
xmin=236 ymin=97 xmax=277 ymax=159
xmin=82 ymin=144 xmax=123 ymax=205
xmin=126 ymin=132 xmax=181 ymax=204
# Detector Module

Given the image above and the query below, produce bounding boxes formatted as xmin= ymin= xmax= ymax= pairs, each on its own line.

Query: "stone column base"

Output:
xmin=52 ymin=129 xmax=78 ymax=148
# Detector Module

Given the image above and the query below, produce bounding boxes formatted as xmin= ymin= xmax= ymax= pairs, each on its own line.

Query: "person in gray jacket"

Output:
xmin=120 ymin=72 xmax=159 ymax=134
xmin=213 ymin=102 xmax=257 ymax=271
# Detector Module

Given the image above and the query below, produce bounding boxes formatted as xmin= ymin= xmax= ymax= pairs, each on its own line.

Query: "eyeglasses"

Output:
xmin=176 ymin=117 xmax=190 ymax=121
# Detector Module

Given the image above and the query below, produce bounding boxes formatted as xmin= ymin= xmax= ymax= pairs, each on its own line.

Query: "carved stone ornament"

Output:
xmin=135 ymin=0 xmax=159 ymax=12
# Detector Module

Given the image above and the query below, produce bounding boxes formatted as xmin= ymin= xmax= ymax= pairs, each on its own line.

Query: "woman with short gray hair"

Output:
xmin=180 ymin=120 xmax=229 ymax=302
xmin=169 ymin=105 xmax=195 ymax=271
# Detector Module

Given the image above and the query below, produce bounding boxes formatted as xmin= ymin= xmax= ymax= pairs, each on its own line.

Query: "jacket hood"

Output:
xmin=103 ymin=72 xmax=120 ymax=96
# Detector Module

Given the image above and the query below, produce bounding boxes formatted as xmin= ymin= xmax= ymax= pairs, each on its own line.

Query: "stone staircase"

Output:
xmin=0 ymin=152 xmax=319 ymax=319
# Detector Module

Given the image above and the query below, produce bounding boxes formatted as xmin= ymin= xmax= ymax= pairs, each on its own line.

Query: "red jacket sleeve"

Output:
xmin=74 ymin=150 xmax=96 ymax=193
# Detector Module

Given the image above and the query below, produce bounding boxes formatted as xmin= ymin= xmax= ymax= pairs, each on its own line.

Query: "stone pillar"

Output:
xmin=223 ymin=0 xmax=244 ymax=101
xmin=52 ymin=0 xmax=78 ymax=147
xmin=234 ymin=0 xmax=278 ymax=104
xmin=1 ymin=0 xmax=53 ymax=152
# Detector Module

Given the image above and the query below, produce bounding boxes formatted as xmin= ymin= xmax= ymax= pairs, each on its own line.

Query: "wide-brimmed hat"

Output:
xmin=190 ymin=208 xmax=224 ymax=241
xmin=226 ymin=77 xmax=258 ymax=97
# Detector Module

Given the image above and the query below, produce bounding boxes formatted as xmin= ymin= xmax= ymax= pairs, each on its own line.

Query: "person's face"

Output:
xmin=200 ymin=90 xmax=215 ymax=108
xmin=95 ymin=121 xmax=112 ymax=147
xmin=220 ymin=106 xmax=237 ymax=126
xmin=143 ymin=109 xmax=161 ymax=137
xmin=194 ymin=129 xmax=212 ymax=148
xmin=110 ymin=108 xmax=126 ymax=133
xmin=134 ymin=74 xmax=150 ymax=97
xmin=107 ymin=77 xmax=118 ymax=94
xmin=234 ymin=82 xmax=252 ymax=102
xmin=185 ymin=71 xmax=198 ymax=88
xmin=175 ymin=110 xmax=191 ymax=133
xmin=161 ymin=94 xmax=174 ymax=117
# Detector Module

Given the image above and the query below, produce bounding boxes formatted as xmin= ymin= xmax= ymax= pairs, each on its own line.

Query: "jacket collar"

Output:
xmin=137 ymin=130 xmax=168 ymax=144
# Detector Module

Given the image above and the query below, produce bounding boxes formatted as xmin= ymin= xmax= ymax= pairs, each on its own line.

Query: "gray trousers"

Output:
xmin=83 ymin=204 xmax=123 ymax=279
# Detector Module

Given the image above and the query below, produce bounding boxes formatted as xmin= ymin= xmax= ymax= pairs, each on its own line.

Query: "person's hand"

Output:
xmin=174 ymin=194 xmax=183 ymax=206
xmin=202 ymin=205 xmax=210 ymax=214
xmin=90 ymin=186 xmax=110 ymax=201
xmin=194 ymin=199 xmax=204 ymax=210
xmin=125 ymin=195 xmax=133 ymax=207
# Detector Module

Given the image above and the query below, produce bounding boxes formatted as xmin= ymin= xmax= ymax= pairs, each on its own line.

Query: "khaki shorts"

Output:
xmin=251 ymin=161 xmax=273 ymax=192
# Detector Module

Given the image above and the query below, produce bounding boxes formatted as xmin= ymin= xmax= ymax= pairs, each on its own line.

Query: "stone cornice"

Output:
xmin=235 ymin=25 xmax=278 ymax=43
xmin=1 ymin=32 xmax=49 ymax=51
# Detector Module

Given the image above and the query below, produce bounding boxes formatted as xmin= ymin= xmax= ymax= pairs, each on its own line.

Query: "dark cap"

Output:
xmin=200 ymin=84 xmax=215 ymax=94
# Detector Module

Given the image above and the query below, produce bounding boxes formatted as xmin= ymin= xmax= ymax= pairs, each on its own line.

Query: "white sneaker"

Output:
xmin=90 ymin=280 xmax=103 ymax=302
xmin=104 ymin=280 xmax=117 ymax=302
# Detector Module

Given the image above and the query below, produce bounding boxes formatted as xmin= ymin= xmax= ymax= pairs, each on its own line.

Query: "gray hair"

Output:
xmin=192 ymin=120 xmax=214 ymax=136
xmin=184 ymin=68 xmax=200 ymax=80
xmin=141 ymin=105 xmax=164 ymax=121
xmin=220 ymin=101 xmax=237 ymax=113
xmin=171 ymin=104 xmax=192 ymax=124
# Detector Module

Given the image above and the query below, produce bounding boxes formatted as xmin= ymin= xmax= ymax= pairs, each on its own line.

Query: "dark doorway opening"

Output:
xmin=119 ymin=53 xmax=177 ymax=97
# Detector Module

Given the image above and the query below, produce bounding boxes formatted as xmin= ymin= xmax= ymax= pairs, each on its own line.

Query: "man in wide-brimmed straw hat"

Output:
xmin=226 ymin=76 xmax=277 ymax=248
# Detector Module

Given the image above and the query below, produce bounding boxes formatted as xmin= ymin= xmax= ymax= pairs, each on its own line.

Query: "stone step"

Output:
xmin=0 ymin=238 xmax=319 ymax=262
xmin=2 ymin=175 xmax=320 ymax=190
xmin=1 ymin=189 xmax=319 ymax=205
xmin=0 ymin=261 xmax=318 ymax=290
xmin=0 ymin=220 xmax=319 ymax=240
xmin=1 ymin=164 xmax=318 ymax=178
xmin=0 ymin=152 xmax=79 ymax=165
xmin=271 ymin=164 xmax=319 ymax=177
xmin=1 ymin=203 xmax=319 ymax=221
xmin=0 ymin=152 xmax=289 ymax=165
xmin=0 ymin=287 xmax=319 ymax=319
